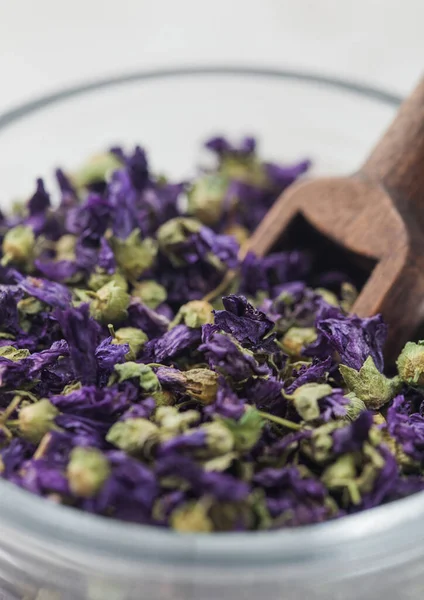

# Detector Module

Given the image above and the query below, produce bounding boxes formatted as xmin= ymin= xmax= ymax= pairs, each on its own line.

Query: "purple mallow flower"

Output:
xmin=0 ymin=136 xmax=420 ymax=534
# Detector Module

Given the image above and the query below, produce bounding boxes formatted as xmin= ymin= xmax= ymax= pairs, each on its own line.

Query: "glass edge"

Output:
xmin=0 ymin=64 xmax=402 ymax=132
xmin=0 ymin=65 xmax=411 ymax=571
xmin=1 ymin=478 xmax=424 ymax=570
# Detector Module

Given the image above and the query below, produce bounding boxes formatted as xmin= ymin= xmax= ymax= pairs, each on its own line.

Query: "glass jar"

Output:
xmin=1 ymin=66 xmax=419 ymax=600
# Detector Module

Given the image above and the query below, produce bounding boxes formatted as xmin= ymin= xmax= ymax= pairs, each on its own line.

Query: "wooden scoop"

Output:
xmin=248 ymin=78 xmax=424 ymax=360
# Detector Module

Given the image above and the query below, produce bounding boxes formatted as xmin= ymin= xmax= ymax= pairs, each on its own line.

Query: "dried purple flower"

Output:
xmin=0 ymin=136 xmax=421 ymax=534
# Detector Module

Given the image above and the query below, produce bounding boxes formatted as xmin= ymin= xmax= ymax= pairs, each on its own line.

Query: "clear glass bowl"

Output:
xmin=0 ymin=66 xmax=421 ymax=600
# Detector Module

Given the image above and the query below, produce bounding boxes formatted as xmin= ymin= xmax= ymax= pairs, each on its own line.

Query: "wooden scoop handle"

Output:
xmin=361 ymin=77 xmax=424 ymax=226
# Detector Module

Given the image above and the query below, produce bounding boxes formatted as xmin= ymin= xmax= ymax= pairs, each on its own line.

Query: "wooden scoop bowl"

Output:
xmin=248 ymin=78 xmax=424 ymax=361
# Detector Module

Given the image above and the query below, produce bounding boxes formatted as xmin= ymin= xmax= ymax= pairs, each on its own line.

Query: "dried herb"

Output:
xmin=0 ymin=136 xmax=422 ymax=533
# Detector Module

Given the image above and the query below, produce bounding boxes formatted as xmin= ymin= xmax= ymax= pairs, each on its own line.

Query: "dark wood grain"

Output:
xmin=248 ymin=77 xmax=424 ymax=361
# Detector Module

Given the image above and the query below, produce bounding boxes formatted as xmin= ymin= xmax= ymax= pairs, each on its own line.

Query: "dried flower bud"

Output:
xmin=112 ymin=327 xmax=148 ymax=360
xmin=340 ymin=356 xmax=401 ymax=409
xmin=72 ymin=152 xmax=122 ymax=188
xmin=62 ymin=382 xmax=82 ymax=395
xmin=106 ymin=418 xmax=158 ymax=454
xmin=67 ymin=447 xmax=110 ymax=497
xmin=202 ymin=452 xmax=237 ymax=472
xmin=343 ymin=393 xmax=367 ymax=422
xmin=18 ymin=399 xmax=59 ymax=443
xmin=208 ymin=500 xmax=253 ymax=532
xmin=18 ymin=297 xmax=45 ymax=315
xmin=340 ymin=282 xmax=358 ymax=312
xmin=0 ymin=346 xmax=30 ymax=361
xmin=155 ymin=406 xmax=200 ymax=434
xmin=88 ymin=270 xmax=128 ymax=292
xmin=11 ymin=200 xmax=26 ymax=217
xmin=171 ymin=501 xmax=213 ymax=533
xmin=110 ymin=229 xmax=157 ymax=280
xmin=153 ymin=389 xmax=176 ymax=406
xmin=169 ymin=300 xmax=214 ymax=329
xmin=397 ymin=341 xmax=424 ymax=386
xmin=321 ymin=454 xmax=360 ymax=504
xmin=55 ymin=234 xmax=77 ymax=261
xmin=0 ymin=333 xmax=14 ymax=341
xmin=302 ymin=422 xmax=341 ymax=463
xmin=201 ymin=422 xmax=234 ymax=455
xmin=184 ymin=368 xmax=219 ymax=404
xmin=290 ymin=383 xmax=333 ymax=421
xmin=220 ymin=408 xmax=264 ymax=452
xmin=73 ymin=288 xmax=96 ymax=306
xmin=281 ymin=327 xmax=317 ymax=357
xmin=111 ymin=362 xmax=160 ymax=392
xmin=157 ymin=217 xmax=202 ymax=266
xmin=2 ymin=225 xmax=35 ymax=266
xmin=314 ymin=288 xmax=339 ymax=307
xmin=187 ymin=173 xmax=228 ymax=225
xmin=90 ymin=280 xmax=130 ymax=323
xmin=132 ymin=280 xmax=167 ymax=309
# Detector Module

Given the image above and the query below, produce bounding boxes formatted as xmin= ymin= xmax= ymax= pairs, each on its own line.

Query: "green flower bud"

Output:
xmin=67 ymin=447 xmax=110 ymax=497
xmin=202 ymin=452 xmax=237 ymax=472
xmin=55 ymin=234 xmax=77 ymax=261
xmin=0 ymin=346 xmax=30 ymax=361
xmin=290 ymin=383 xmax=333 ymax=421
xmin=90 ymin=281 xmax=130 ymax=323
xmin=220 ymin=408 xmax=265 ymax=452
xmin=72 ymin=152 xmax=122 ymax=188
xmin=156 ymin=217 xmax=202 ymax=267
xmin=275 ymin=288 xmax=297 ymax=306
xmin=61 ymin=381 xmax=82 ymax=395
xmin=321 ymin=454 xmax=361 ymax=504
xmin=2 ymin=225 xmax=35 ymax=266
xmin=184 ymin=368 xmax=219 ymax=404
xmin=18 ymin=399 xmax=59 ymax=443
xmin=201 ymin=422 xmax=234 ymax=455
xmin=344 ymin=393 xmax=367 ymax=422
xmin=110 ymin=229 xmax=157 ymax=280
xmin=281 ymin=327 xmax=317 ymax=357
xmin=106 ymin=418 xmax=158 ymax=453
xmin=209 ymin=500 xmax=253 ymax=532
xmin=153 ymin=389 xmax=176 ymax=406
xmin=303 ymin=421 xmax=341 ymax=463
xmin=88 ymin=270 xmax=128 ymax=293
xmin=322 ymin=453 xmax=357 ymax=486
xmin=340 ymin=282 xmax=358 ymax=313
xmin=111 ymin=362 xmax=160 ymax=392
xmin=72 ymin=289 xmax=97 ymax=310
xmin=187 ymin=173 xmax=228 ymax=225
xmin=18 ymin=296 xmax=45 ymax=315
xmin=155 ymin=406 xmax=200 ymax=435
xmin=314 ymin=288 xmax=339 ymax=307
xmin=340 ymin=356 xmax=401 ymax=409
xmin=373 ymin=412 xmax=403 ymax=459
xmin=112 ymin=327 xmax=148 ymax=360
xmin=169 ymin=300 xmax=214 ymax=329
xmin=0 ymin=333 xmax=15 ymax=341
xmin=171 ymin=501 xmax=213 ymax=533
xmin=248 ymin=488 xmax=273 ymax=531
xmin=221 ymin=155 xmax=267 ymax=187
xmin=132 ymin=280 xmax=167 ymax=309
xmin=11 ymin=200 xmax=26 ymax=217
xmin=397 ymin=341 xmax=424 ymax=386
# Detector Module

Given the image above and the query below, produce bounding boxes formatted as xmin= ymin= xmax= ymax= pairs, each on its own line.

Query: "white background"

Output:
xmin=0 ymin=0 xmax=423 ymax=112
